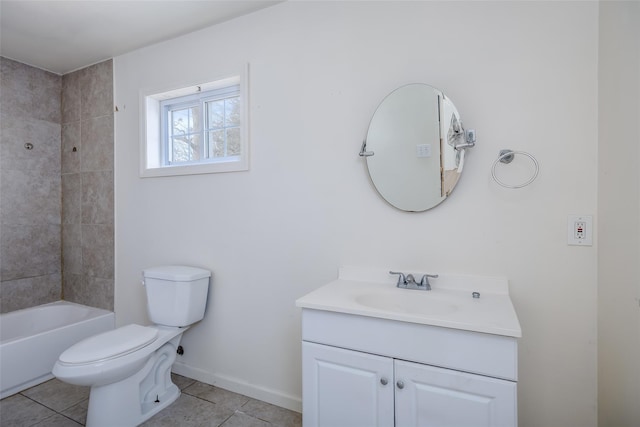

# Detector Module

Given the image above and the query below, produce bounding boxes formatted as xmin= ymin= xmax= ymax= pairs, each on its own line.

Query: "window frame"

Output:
xmin=140 ymin=66 xmax=249 ymax=178
xmin=160 ymin=85 xmax=240 ymax=166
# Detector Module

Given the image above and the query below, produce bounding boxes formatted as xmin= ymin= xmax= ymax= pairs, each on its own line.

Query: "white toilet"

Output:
xmin=53 ymin=265 xmax=211 ymax=427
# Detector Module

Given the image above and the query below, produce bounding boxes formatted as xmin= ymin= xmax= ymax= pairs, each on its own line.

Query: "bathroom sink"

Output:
xmin=354 ymin=292 xmax=457 ymax=316
xmin=296 ymin=267 xmax=522 ymax=337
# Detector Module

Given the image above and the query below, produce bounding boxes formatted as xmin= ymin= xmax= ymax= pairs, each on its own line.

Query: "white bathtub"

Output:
xmin=0 ymin=301 xmax=114 ymax=399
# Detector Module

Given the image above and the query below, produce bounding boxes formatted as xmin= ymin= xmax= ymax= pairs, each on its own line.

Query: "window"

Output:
xmin=141 ymin=69 xmax=248 ymax=177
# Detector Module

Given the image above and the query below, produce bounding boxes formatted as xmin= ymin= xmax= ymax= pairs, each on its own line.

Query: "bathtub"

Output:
xmin=0 ymin=301 xmax=114 ymax=399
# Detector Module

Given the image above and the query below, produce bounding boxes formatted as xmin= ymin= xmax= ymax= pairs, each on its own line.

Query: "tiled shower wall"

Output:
xmin=0 ymin=58 xmax=62 ymax=312
xmin=0 ymin=58 xmax=114 ymax=313
xmin=61 ymin=60 xmax=114 ymax=311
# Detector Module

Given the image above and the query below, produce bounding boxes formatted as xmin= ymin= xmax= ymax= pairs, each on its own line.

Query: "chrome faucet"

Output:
xmin=406 ymin=274 xmax=417 ymax=286
xmin=390 ymin=271 xmax=438 ymax=291
xmin=419 ymin=274 xmax=438 ymax=290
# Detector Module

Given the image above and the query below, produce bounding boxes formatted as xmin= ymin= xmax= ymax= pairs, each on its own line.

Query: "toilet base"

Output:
xmin=85 ymin=334 xmax=182 ymax=427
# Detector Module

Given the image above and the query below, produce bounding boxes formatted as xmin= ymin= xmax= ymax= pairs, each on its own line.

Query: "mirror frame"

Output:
xmin=362 ymin=83 xmax=471 ymax=212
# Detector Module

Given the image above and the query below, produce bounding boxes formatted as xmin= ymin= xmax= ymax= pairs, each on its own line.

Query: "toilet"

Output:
xmin=53 ymin=265 xmax=211 ymax=427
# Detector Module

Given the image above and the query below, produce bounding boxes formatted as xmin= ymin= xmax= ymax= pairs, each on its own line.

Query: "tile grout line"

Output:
xmin=178 ymin=388 xmax=273 ymax=427
xmin=40 ymin=410 xmax=84 ymax=426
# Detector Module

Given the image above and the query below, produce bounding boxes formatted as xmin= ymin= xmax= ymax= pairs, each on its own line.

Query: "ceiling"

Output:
xmin=0 ymin=0 xmax=281 ymax=75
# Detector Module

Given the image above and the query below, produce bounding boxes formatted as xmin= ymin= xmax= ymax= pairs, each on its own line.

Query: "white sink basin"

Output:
xmin=296 ymin=267 xmax=522 ymax=337
xmin=354 ymin=292 xmax=458 ymax=316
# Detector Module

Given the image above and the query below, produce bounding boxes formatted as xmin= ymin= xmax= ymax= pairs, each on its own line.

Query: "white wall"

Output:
xmin=114 ymin=2 xmax=599 ymax=426
xmin=598 ymin=2 xmax=640 ymax=426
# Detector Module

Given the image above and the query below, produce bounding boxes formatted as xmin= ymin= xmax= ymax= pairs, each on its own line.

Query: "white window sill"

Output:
xmin=140 ymin=159 xmax=249 ymax=178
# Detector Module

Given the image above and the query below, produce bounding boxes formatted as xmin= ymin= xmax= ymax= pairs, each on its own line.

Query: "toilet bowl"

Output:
xmin=52 ymin=266 xmax=211 ymax=427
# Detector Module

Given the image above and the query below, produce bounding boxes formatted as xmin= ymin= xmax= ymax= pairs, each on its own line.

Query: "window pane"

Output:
xmin=227 ymin=127 xmax=241 ymax=156
xmin=171 ymin=134 xmax=201 ymax=163
xmin=208 ymin=130 xmax=225 ymax=158
xmin=206 ymin=100 xmax=224 ymax=129
xmin=170 ymin=106 xmax=197 ymax=136
xmin=225 ymin=97 xmax=240 ymax=126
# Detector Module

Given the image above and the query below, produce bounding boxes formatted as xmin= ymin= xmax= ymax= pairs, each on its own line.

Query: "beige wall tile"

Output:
xmin=81 ymin=170 xmax=113 ymax=225
xmin=61 ymin=173 xmax=81 ymax=224
xmin=80 ymin=60 xmax=113 ymax=121
xmin=0 ymin=273 xmax=61 ymax=313
xmin=61 ymin=121 xmax=81 ymax=173
xmin=81 ymin=115 xmax=113 ymax=172
xmin=0 ymin=224 xmax=61 ymax=281
xmin=0 ymin=57 xmax=61 ymax=123
xmin=61 ymin=71 xmax=81 ymax=124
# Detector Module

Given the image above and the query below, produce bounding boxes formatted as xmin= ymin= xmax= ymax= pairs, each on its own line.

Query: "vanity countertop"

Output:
xmin=296 ymin=267 xmax=522 ymax=338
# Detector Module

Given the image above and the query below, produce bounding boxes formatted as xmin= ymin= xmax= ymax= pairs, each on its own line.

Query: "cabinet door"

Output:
xmin=395 ymin=360 xmax=517 ymax=427
xmin=302 ymin=342 xmax=394 ymax=427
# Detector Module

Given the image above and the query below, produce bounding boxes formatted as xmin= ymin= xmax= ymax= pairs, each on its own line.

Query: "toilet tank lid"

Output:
xmin=143 ymin=265 xmax=211 ymax=281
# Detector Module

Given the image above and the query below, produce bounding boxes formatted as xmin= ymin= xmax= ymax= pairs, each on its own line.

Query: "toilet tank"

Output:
xmin=142 ymin=266 xmax=211 ymax=327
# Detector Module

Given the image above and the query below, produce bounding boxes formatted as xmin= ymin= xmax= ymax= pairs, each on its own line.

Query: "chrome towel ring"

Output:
xmin=491 ymin=149 xmax=539 ymax=189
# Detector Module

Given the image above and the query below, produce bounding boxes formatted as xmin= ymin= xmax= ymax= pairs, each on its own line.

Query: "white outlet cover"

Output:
xmin=567 ymin=215 xmax=593 ymax=246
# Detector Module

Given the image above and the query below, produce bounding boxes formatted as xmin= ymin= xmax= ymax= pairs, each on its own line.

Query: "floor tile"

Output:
xmin=21 ymin=378 xmax=89 ymax=412
xmin=241 ymin=399 xmax=302 ymax=427
xmin=141 ymin=393 xmax=235 ymax=427
xmin=60 ymin=398 xmax=88 ymax=425
xmin=32 ymin=413 xmax=83 ymax=426
xmin=221 ymin=411 xmax=271 ymax=427
xmin=184 ymin=382 xmax=250 ymax=411
xmin=172 ymin=373 xmax=196 ymax=390
xmin=1 ymin=376 xmax=301 ymax=427
xmin=0 ymin=393 xmax=57 ymax=426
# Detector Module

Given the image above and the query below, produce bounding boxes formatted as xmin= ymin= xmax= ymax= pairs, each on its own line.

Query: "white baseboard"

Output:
xmin=172 ymin=362 xmax=302 ymax=413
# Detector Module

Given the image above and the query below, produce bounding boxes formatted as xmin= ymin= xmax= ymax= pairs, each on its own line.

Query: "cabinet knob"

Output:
xmin=396 ymin=380 xmax=405 ymax=389
xmin=380 ymin=378 xmax=388 ymax=386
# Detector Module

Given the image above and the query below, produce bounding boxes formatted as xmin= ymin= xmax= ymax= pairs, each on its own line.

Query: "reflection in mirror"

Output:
xmin=363 ymin=84 xmax=472 ymax=212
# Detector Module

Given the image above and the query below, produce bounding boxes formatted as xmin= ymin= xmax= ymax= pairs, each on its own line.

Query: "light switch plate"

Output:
xmin=416 ymin=144 xmax=431 ymax=158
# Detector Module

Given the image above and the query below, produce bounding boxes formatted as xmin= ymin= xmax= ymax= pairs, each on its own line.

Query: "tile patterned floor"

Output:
xmin=0 ymin=374 xmax=302 ymax=427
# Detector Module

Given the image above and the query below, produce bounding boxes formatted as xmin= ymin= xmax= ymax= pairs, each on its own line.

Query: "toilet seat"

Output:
xmin=59 ymin=324 xmax=159 ymax=365
xmin=53 ymin=324 xmax=184 ymax=388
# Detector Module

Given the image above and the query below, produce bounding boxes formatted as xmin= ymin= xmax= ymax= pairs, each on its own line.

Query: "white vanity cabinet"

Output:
xmin=301 ymin=311 xmax=518 ymax=427
xmin=296 ymin=269 xmax=522 ymax=427
xmin=303 ymin=341 xmax=516 ymax=427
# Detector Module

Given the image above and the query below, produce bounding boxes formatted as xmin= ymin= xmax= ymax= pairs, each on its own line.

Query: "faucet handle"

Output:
xmin=419 ymin=274 xmax=439 ymax=289
xmin=389 ymin=271 xmax=406 ymax=286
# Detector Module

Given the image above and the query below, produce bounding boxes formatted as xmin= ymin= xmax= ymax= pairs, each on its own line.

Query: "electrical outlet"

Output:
xmin=568 ymin=215 xmax=593 ymax=246
xmin=574 ymin=221 xmax=586 ymax=239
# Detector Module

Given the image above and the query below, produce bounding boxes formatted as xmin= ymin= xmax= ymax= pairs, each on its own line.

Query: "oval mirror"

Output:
xmin=363 ymin=84 xmax=470 ymax=212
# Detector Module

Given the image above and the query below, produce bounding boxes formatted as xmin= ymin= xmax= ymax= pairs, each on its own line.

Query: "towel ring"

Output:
xmin=491 ymin=149 xmax=539 ymax=189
